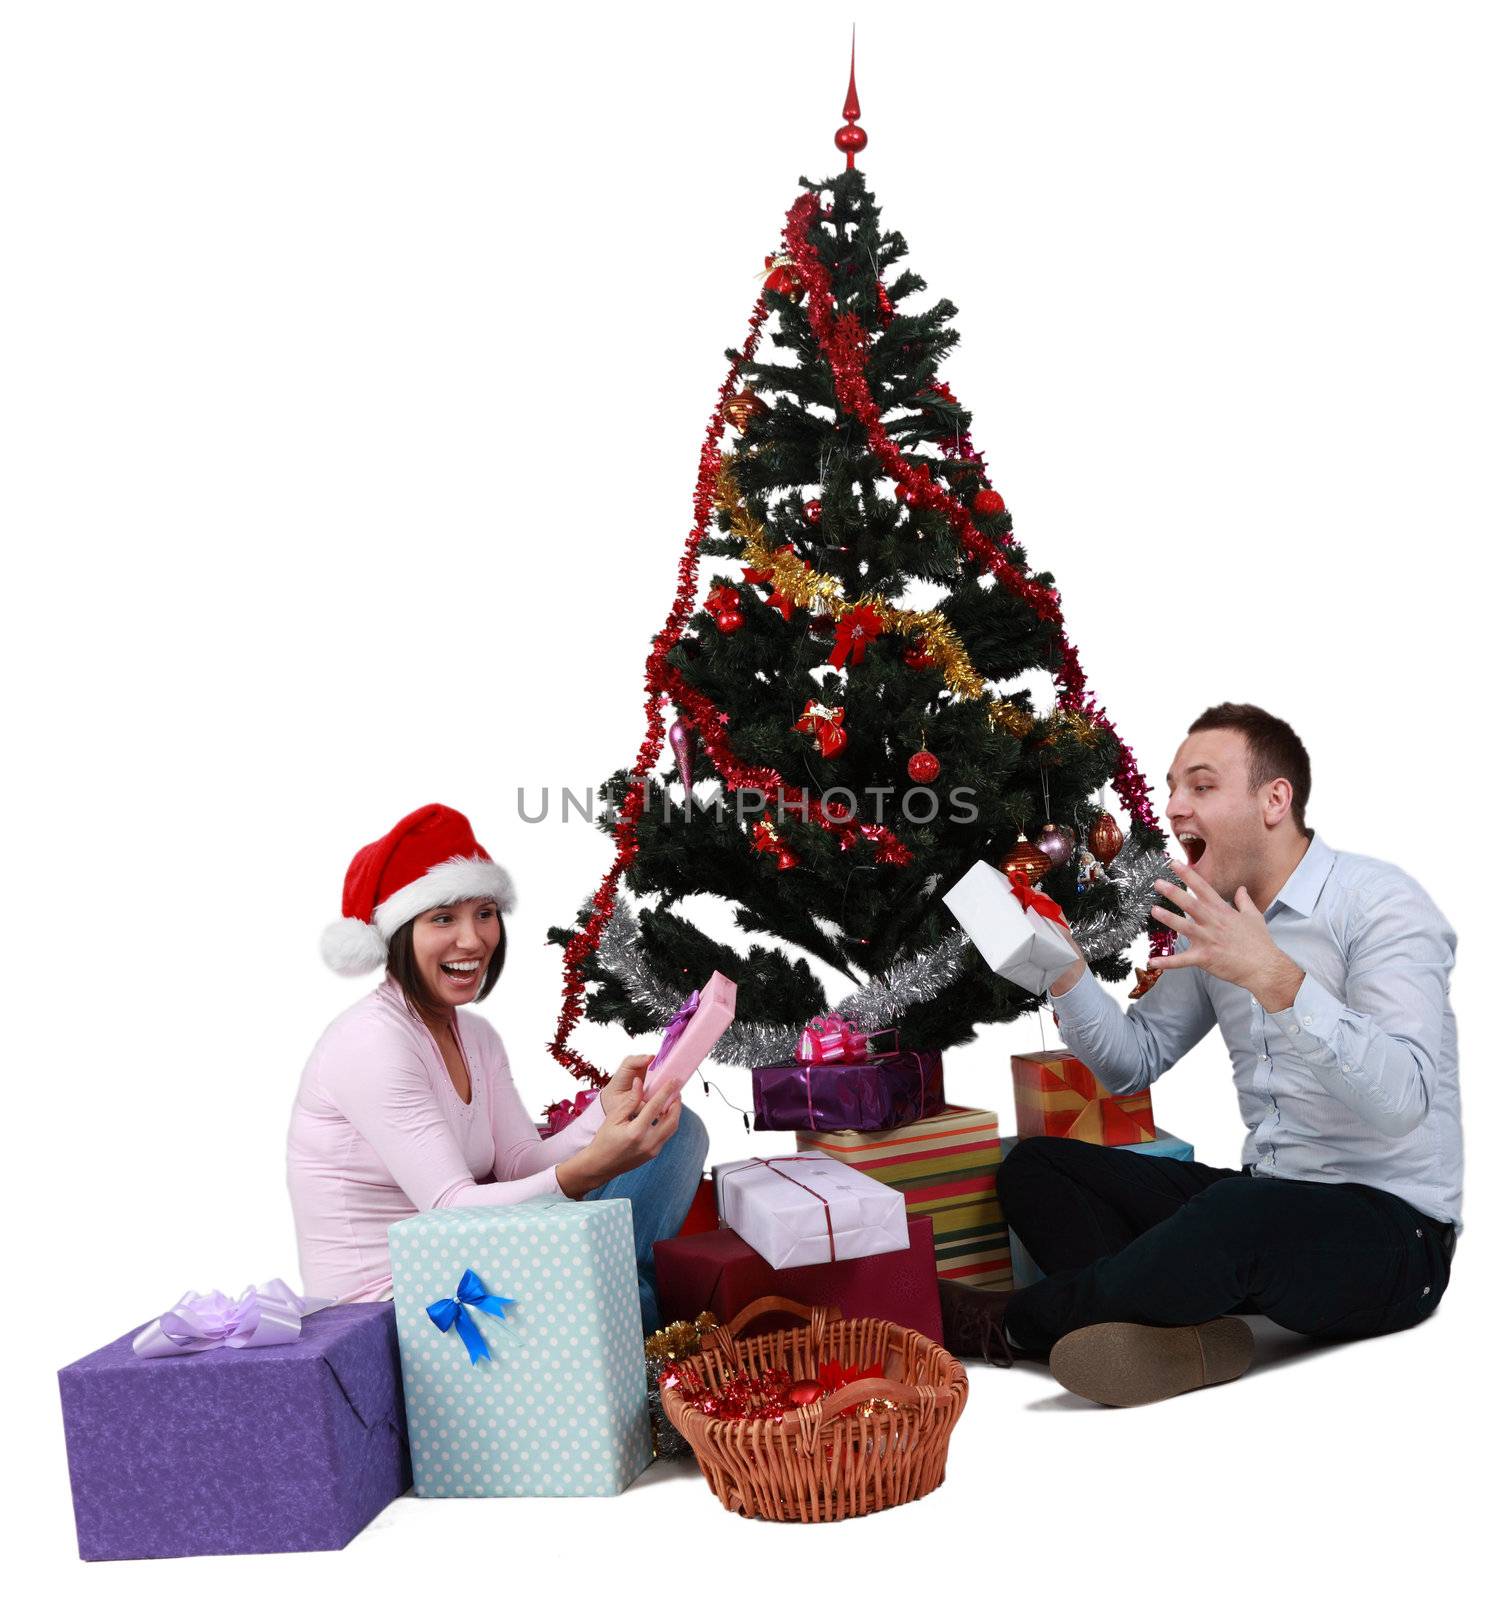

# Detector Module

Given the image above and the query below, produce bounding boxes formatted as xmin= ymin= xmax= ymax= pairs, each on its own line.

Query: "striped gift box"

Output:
xmin=795 ymin=1106 xmax=1011 ymax=1291
xmin=1010 ymin=1051 xmax=1155 ymax=1146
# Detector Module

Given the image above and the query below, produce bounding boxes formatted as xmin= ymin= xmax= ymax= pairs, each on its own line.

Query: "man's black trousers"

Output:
xmin=1001 ymin=1137 xmax=1455 ymax=1356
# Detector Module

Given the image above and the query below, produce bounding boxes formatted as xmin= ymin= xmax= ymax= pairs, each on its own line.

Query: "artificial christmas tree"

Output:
xmin=550 ymin=66 xmax=1170 ymax=1089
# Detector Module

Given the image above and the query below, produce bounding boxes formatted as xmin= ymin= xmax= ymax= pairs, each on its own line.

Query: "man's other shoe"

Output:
xmin=1049 ymin=1317 xmax=1254 ymax=1407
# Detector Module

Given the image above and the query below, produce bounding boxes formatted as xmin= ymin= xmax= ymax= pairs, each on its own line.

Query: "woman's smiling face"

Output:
xmin=410 ymin=899 xmax=502 ymax=1008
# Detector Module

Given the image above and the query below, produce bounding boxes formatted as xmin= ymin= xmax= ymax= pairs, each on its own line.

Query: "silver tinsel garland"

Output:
xmin=1072 ymin=842 xmax=1171 ymax=962
xmin=593 ymin=838 xmax=1166 ymax=1068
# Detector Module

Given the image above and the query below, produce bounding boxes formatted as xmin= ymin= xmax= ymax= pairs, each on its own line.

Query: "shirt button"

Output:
xmin=1302 ymin=1015 xmax=1314 ymax=1026
xmin=1288 ymin=1025 xmax=1299 ymax=1035
xmin=1422 ymin=1286 xmax=1432 ymax=1297
xmin=1260 ymin=1055 xmax=1270 ymax=1064
xmin=1416 ymin=1229 xmax=1424 ymax=1238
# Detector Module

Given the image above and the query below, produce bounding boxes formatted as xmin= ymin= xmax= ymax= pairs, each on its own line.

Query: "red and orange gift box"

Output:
xmin=1010 ymin=1050 xmax=1155 ymax=1146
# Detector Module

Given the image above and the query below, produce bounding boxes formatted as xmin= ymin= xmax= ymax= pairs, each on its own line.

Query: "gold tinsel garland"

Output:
xmin=714 ymin=460 xmax=1056 ymax=739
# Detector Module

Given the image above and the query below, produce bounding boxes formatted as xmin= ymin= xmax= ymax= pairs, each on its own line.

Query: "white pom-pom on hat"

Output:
xmin=320 ymin=916 xmax=389 ymax=977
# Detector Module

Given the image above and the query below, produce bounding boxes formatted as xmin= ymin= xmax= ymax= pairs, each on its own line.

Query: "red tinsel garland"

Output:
xmin=554 ymin=195 xmax=1175 ymax=1084
xmin=783 ymin=195 xmax=1171 ymax=955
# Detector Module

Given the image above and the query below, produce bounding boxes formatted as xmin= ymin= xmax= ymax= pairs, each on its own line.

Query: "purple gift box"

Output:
xmin=751 ymin=1049 xmax=946 ymax=1132
xmin=57 ymin=1303 xmax=411 ymax=1560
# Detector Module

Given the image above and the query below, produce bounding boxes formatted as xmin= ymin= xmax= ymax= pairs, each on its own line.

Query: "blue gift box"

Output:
xmin=1006 ymin=1129 xmax=1196 ymax=1289
xmin=387 ymin=1197 xmax=651 ymax=1497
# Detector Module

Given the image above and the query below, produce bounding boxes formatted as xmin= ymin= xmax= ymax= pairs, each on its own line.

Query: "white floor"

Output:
xmin=32 ymin=1300 xmax=1481 ymax=1600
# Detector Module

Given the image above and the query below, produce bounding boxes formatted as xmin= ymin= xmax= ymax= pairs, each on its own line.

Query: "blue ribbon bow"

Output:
xmin=425 ymin=1268 xmax=517 ymax=1364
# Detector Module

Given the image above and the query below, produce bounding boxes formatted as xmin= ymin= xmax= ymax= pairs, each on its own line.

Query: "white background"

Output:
xmin=5 ymin=0 xmax=1484 ymax=1593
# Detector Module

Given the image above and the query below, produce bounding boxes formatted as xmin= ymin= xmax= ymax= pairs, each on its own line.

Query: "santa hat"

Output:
xmin=321 ymin=803 xmax=516 ymax=976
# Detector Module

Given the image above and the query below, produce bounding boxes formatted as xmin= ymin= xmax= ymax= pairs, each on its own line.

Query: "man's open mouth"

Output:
xmin=1177 ymin=833 xmax=1207 ymax=864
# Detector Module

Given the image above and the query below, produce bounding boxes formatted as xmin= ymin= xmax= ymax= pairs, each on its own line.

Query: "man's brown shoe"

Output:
xmin=937 ymin=1280 xmax=1018 ymax=1367
xmin=1049 ymin=1317 xmax=1254 ymax=1407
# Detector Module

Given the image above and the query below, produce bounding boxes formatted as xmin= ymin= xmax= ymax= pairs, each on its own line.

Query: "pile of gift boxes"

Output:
xmin=56 ymin=857 xmax=1196 ymax=1555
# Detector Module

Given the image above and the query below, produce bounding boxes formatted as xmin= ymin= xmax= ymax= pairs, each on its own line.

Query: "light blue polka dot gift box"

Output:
xmin=388 ymin=1198 xmax=651 ymax=1497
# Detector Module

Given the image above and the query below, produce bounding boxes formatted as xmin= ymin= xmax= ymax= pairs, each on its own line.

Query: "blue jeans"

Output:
xmin=587 ymin=1107 xmax=709 ymax=1333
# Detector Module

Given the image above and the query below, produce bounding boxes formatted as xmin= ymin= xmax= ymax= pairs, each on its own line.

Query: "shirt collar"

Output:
xmin=1269 ymin=835 xmax=1334 ymax=918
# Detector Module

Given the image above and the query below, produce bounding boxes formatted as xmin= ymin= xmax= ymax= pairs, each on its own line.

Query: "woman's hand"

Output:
xmin=556 ymin=1077 xmax=680 ymax=1198
xmin=599 ymin=1054 xmax=653 ymax=1116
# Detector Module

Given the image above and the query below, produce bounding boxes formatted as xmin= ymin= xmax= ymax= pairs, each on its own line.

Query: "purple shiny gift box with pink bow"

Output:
xmin=57 ymin=1303 xmax=411 ymax=1560
xmin=751 ymin=1048 xmax=947 ymax=1133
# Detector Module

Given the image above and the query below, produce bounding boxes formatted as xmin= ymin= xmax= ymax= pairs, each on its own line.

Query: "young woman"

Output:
xmin=287 ymin=802 xmax=708 ymax=1329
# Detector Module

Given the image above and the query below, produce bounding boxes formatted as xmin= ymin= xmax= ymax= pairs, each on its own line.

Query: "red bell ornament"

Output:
xmin=819 ymin=723 xmax=848 ymax=759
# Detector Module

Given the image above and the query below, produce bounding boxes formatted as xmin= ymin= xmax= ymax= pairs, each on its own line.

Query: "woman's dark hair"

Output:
xmin=1188 ymin=702 xmax=1311 ymax=832
xmin=385 ymin=904 xmax=507 ymax=1010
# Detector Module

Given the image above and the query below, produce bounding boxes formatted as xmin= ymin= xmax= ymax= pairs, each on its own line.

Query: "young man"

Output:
xmin=941 ymin=703 xmax=1461 ymax=1405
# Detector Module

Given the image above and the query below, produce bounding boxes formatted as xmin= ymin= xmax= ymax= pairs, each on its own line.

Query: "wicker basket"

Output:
xmin=660 ymin=1295 xmax=967 ymax=1522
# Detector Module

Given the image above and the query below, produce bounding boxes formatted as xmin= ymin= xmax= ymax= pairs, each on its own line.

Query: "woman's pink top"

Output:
xmin=287 ymin=977 xmax=605 ymax=1303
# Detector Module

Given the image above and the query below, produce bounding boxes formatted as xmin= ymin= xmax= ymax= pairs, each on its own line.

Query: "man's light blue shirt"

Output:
xmin=1051 ymin=837 xmax=1462 ymax=1225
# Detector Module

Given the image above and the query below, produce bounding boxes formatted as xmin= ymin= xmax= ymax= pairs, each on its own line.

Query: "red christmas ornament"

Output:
xmin=908 ymin=749 xmax=941 ymax=783
xmin=1130 ymin=968 xmax=1161 ymax=999
xmin=834 ymin=33 xmax=866 ymax=168
xmin=704 ymin=583 xmax=744 ymax=634
xmin=762 ymin=254 xmax=803 ymax=301
xmin=751 ymin=820 xmax=798 ymax=872
xmin=788 ymin=1379 xmax=825 ymax=1408
xmin=803 ymin=499 xmax=822 ymax=525
xmin=974 ymin=488 xmax=1006 ymax=516
xmin=767 ymin=591 xmax=796 ymax=621
xmin=723 ymin=387 xmax=768 ymax=432
xmin=1088 ymin=810 xmax=1125 ymax=865
xmin=794 ymin=700 xmax=847 ymax=758
xmin=903 ymin=636 xmax=935 ymax=670
xmin=819 ymin=1356 xmax=885 ymax=1392
xmin=742 ymin=564 xmax=773 ymax=585
xmin=828 ymin=604 xmax=883 ymax=669
xmin=999 ymin=833 xmax=1051 ymax=884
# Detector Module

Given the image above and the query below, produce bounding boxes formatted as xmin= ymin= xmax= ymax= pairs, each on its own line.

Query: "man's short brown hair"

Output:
xmin=1188 ymin=703 xmax=1311 ymax=832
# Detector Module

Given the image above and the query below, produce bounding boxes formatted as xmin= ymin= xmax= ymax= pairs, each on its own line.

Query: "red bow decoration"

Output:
xmin=828 ymin=604 xmax=882 ymax=669
xmin=761 ymin=253 xmax=803 ymax=299
xmin=818 ymin=1357 xmax=885 ymax=1393
xmin=703 ymin=584 xmax=742 ymax=621
xmin=766 ymin=591 xmax=796 ymax=621
xmin=751 ymin=820 xmax=798 ymax=871
xmin=1007 ymin=868 xmax=1070 ymax=929
xmin=794 ymin=700 xmax=847 ymax=757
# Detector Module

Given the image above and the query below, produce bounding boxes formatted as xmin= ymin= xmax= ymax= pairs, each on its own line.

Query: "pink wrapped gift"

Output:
xmin=643 ymin=972 xmax=737 ymax=1099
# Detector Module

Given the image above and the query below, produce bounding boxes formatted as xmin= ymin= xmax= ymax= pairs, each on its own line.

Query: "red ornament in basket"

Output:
xmin=660 ymin=1296 xmax=968 ymax=1523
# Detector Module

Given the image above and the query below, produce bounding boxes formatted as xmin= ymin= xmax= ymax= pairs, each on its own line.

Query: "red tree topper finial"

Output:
xmin=835 ymin=28 xmax=866 ymax=169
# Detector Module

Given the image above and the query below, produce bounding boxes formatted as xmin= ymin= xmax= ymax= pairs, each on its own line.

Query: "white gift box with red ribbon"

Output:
xmin=712 ymin=1155 xmax=909 ymax=1270
xmin=944 ymin=859 xmax=1078 ymax=995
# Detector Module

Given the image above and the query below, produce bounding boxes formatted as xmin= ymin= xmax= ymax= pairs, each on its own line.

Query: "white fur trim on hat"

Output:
xmin=371 ymin=855 xmax=516 ymax=943
xmin=320 ymin=916 xmax=389 ymax=977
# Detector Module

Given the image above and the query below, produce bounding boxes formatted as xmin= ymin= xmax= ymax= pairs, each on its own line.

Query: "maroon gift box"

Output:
xmin=751 ymin=1050 xmax=946 ymax=1133
xmin=654 ymin=1215 xmax=943 ymax=1344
